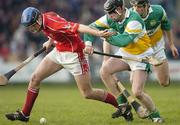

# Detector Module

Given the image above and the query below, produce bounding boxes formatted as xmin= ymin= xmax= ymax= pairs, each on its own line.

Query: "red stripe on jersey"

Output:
xmin=77 ymin=51 xmax=89 ymax=74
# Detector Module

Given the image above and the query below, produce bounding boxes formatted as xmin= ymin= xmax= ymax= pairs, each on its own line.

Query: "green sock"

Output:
xmin=149 ymin=110 xmax=161 ymax=118
xmin=117 ymin=94 xmax=127 ymax=105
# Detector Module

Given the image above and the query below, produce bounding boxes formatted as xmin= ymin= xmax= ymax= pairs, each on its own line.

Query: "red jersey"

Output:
xmin=42 ymin=12 xmax=85 ymax=52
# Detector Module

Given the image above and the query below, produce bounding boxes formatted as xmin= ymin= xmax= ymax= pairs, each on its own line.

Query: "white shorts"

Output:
xmin=152 ymin=37 xmax=167 ymax=61
xmin=116 ymin=48 xmax=154 ymax=71
xmin=46 ymin=48 xmax=89 ymax=76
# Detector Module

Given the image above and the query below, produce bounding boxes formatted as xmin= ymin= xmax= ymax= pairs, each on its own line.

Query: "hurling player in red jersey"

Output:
xmin=5 ymin=7 xmax=117 ymax=122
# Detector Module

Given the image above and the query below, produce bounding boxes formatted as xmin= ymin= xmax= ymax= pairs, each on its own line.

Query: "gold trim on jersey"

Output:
xmin=149 ymin=28 xmax=163 ymax=47
xmin=122 ymin=34 xmax=151 ymax=55
xmin=95 ymin=20 xmax=110 ymax=28
xmin=125 ymin=27 xmax=142 ymax=33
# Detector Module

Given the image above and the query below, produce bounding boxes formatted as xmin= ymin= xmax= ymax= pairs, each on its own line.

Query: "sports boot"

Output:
xmin=149 ymin=110 xmax=164 ymax=123
xmin=5 ymin=110 xmax=29 ymax=122
xmin=112 ymin=103 xmax=133 ymax=121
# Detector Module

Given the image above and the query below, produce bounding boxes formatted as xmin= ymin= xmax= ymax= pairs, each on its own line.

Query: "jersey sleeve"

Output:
xmin=106 ymin=20 xmax=141 ymax=47
xmin=84 ymin=15 xmax=110 ymax=43
xmin=161 ymin=7 xmax=171 ymax=31
xmin=67 ymin=22 xmax=79 ymax=33
xmin=54 ymin=21 xmax=79 ymax=34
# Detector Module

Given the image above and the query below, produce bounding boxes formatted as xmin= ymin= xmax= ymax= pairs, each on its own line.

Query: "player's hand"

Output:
xmin=83 ymin=45 xmax=94 ymax=55
xmin=43 ymin=39 xmax=54 ymax=52
xmin=170 ymin=44 xmax=179 ymax=59
xmin=98 ymin=29 xmax=116 ymax=38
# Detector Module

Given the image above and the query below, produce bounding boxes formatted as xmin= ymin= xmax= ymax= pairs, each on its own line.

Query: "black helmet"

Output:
xmin=21 ymin=7 xmax=41 ymax=27
xmin=104 ymin=0 xmax=124 ymax=13
xmin=130 ymin=0 xmax=149 ymax=6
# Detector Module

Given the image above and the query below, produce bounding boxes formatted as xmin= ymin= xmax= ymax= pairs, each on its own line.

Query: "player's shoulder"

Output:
xmin=128 ymin=7 xmax=134 ymax=12
xmin=95 ymin=15 xmax=110 ymax=28
xmin=128 ymin=9 xmax=143 ymax=23
xmin=43 ymin=11 xmax=67 ymax=22
xmin=96 ymin=15 xmax=108 ymax=22
xmin=43 ymin=11 xmax=59 ymax=17
xmin=151 ymin=5 xmax=165 ymax=12
xmin=129 ymin=9 xmax=141 ymax=19
xmin=150 ymin=5 xmax=166 ymax=17
xmin=127 ymin=10 xmax=144 ymax=29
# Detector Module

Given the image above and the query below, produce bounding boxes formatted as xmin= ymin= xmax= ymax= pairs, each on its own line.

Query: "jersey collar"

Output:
xmin=142 ymin=6 xmax=153 ymax=20
xmin=118 ymin=8 xmax=130 ymax=24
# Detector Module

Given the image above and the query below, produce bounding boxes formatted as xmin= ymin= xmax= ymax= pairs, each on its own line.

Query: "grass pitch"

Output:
xmin=0 ymin=82 xmax=180 ymax=125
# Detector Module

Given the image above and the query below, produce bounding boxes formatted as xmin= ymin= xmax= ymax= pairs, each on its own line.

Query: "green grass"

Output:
xmin=0 ymin=82 xmax=180 ymax=125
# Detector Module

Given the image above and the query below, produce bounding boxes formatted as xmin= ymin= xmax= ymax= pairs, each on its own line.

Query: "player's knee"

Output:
xmin=159 ymin=79 xmax=170 ymax=87
xmin=100 ymin=66 xmax=110 ymax=79
xmin=160 ymin=82 xmax=170 ymax=87
xmin=30 ymin=73 xmax=41 ymax=87
xmin=99 ymin=68 xmax=104 ymax=78
xmin=81 ymin=89 xmax=93 ymax=99
xmin=132 ymin=89 xmax=143 ymax=99
xmin=83 ymin=92 xmax=93 ymax=99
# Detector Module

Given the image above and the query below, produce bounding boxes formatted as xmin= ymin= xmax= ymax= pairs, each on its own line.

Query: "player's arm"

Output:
xmin=160 ymin=6 xmax=171 ymax=31
xmin=84 ymin=15 xmax=110 ymax=46
xmin=78 ymin=24 xmax=99 ymax=36
xmin=105 ymin=32 xmax=137 ymax=47
xmin=163 ymin=30 xmax=174 ymax=46
xmin=83 ymin=15 xmax=111 ymax=55
xmin=78 ymin=23 xmax=114 ymax=55
xmin=161 ymin=7 xmax=179 ymax=58
xmin=43 ymin=38 xmax=54 ymax=52
xmin=105 ymin=21 xmax=142 ymax=47
xmin=78 ymin=24 xmax=112 ymax=37
xmin=163 ymin=30 xmax=179 ymax=58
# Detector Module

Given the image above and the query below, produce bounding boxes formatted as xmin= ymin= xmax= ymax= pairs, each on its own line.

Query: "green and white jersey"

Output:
xmin=84 ymin=9 xmax=151 ymax=55
xmin=132 ymin=5 xmax=171 ymax=46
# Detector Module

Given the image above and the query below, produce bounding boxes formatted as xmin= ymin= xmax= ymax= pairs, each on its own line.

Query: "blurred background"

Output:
xmin=0 ymin=0 xmax=180 ymax=83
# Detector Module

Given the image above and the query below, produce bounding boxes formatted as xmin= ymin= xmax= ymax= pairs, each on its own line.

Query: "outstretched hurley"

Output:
xmin=0 ymin=47 xmax=46 ymax=86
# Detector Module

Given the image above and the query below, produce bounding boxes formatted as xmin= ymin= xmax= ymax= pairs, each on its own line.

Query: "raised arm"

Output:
xmin=105 ymin=21 xmax=142 ymax=47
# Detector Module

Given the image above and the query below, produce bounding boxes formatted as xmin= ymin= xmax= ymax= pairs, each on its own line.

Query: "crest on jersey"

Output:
xmin=150 ymin=20 xmax=156 ymax=26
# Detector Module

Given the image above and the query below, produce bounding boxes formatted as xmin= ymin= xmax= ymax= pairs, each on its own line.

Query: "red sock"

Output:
xmin=22 ymin=87 xmax=39 ymax=116
xmin=104 ymin=93 xmax=118 ymax=108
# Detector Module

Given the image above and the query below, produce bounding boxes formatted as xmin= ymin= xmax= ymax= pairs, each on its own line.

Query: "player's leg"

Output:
xmin=131 ymin=70 xmax=164 ymax=123
xmin=129 ymin=70 xmax=150 ymax=119
xmin=21 ymin=56 xmax=63 ymax=115
xmin=131 ymin=70 xmax=156 ymax=111
xmin=153 ymin=59 xmax=170 ymax=87
xmin=74 ymin=73 xmax=118 ymax=108
xmin=5 ymin=49 xmax=63 ymax=122
xmin=153 ymin=41 xmax=170 ymax=87
xmin=64 ymin=51 xmax=119 ymax=108
xmin=100 ymin=57 xmax=133 ymax=121
xmin=100 ymin=57 xmax=129 ymax=99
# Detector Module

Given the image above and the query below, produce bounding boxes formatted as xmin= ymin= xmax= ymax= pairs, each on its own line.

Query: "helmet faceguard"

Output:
xmin=21 ymin=7 xmax=41 ymax=27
